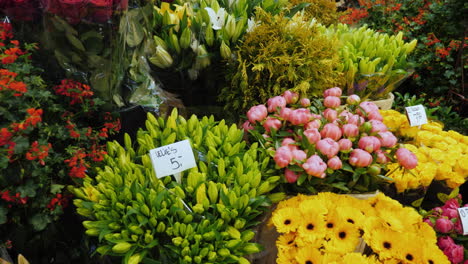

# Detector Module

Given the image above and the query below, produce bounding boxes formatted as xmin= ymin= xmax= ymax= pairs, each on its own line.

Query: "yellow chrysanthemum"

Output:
xmin=445 ymin=174 xmax=466 ymax=189
xmin=272 ymin=207 xmax=302 ymax=233
xmin=323 ymin=222 xmax=360 ymax=254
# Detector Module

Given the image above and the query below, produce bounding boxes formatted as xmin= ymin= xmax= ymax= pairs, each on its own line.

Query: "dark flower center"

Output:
xmin=383 ymin=242 xmax=391 ymax=249
xmin=305 ymin=261 xmax=313 ymax=264
xmin=339 ymin=231 xmax=346 ymax=239
xmin=307 ymin=224 xmax=314 ymax=230
xmin=288 ymin=240 xmax=294 ymax=245
xmin=428 ymin=260 xmax=434 ymax=264
xmin=284 ymin=219 xmax=291 ymax=225
xmin=347 ymin=219 xmax=354 ymax=224
xmin=327 ymin=222 xmax=334 ymax=228
xmin=406 ymin=254 xmax=413 ymax=261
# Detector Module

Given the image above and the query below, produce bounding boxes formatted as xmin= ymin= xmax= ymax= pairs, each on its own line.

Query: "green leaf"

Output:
xmin=124 ymin=17 xmax=145 ymax=47
xmin=51 ymin=184 xmax=65 ymax=194
xmin=437 ymin=192 xmax=450 ymax=203
xmin=13 ymin=136 xmax=29 ymax=154
xmin=297 ymin=173 xmax=307 ymax=186
xmin=447 ymin=188 xmax=459 ymax=199
xmin=0 ymin=206 xmax=7 ymax=224
xmin=285 ymin=3 xmax=311 ymax=18
xmin=411 ymin=197 xmax=424 ymax=208
xmin=30 ymin=213 xmax=51 ymax=231
xmin=0 ymin=155 xmax=8 ymax=169
xmin=331 ymin=182 xmax=350 ymax=192
xmin=17 ymin=181 xmax=37 ymax=197
xmin=66 ymin=33 xmax=86 ymax=51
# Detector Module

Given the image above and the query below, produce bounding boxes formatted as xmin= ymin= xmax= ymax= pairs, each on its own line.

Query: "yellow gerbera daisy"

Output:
xmin=333 ymin=206 xmax=365 ymax=229
xmin=323 ymin=222 xmax=360 ymax=254
xmin=297 ymin=211 xmax=326 ymax=244
xmin=272 ymin=207 xmax=302 ymax=233
xmin=298 ymin=198 xmax=328 ymax=217
xmin=364 ymin=226 xmax=403 ymax=260
xmin=295 ymin=246 xmax=325 ymax=264
xmin=422 ymin=244 xmax=451 ymax=264
xmin=276 ymin=194 xmax=311 ymax=210
xmin=277 ymin=232 xmax=298 ymax=253
xmin=277 ymin=247 xmax=298 ymax=264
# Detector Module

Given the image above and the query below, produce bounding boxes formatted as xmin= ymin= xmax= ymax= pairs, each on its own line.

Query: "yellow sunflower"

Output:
xmin=295 ymin=246 xmax=325 ymax=264
xmin=277 ymin=232 xmax=298 ymax=253
xmin=272 ymin=207 xmax=302 ymax=233
xmin=323 ymin=222 xmax=361 ymax=254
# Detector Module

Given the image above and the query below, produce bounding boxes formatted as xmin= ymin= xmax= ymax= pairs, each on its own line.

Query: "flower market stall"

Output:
xmin=1 ymin=0 xmax=467 ymax=263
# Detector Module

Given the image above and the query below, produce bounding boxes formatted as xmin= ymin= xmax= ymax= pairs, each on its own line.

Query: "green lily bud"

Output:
xmin=225 ymin=15 xmax=236 ymax=40
xmin=242 ymin=243 xmax=261 ymax=254
xmin=232 ymin=17 xmax=246 ymax=42
xmin=205 ymin=26 xmax=214 ymax=46
xmin=144 ymin=233 xmax=154 ymax=244
xmin=220 ymin=41 xmax=231 ymax=60
xmin=180 ymin=27 xmax=192 ymax=49
xmin=112 ymin=242 xmax=132 ymax=254
xmin=149 ymin=46 xmax=173 ymax=69
xmin=207 ymin=251 xmax=217 ymax=261
xmin=157 ymin=222 xmax=166 ymax=233
xmin=128 ymin=253 xmax=144 ymax=264
xmin=170 ymin=33 xmax=181 ymax=54
xmin=217 ymin=248 xmax=230 ymax=258
xmin=85 ymin=228 xmax=100 ymax=236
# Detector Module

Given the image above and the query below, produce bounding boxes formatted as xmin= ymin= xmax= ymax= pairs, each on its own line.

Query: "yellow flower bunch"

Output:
xmin=154 ymin=2 xmax=193 ymax=32
xmin=381 ymin=110 xmax=468 ymax=191
xmin=271 ymin=192 xmax=449 ymax=264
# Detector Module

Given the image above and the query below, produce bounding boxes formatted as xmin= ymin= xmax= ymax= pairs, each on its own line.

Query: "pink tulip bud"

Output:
xmin=316 ymin=138 xmax=340 ymax=158
xmin=348 ymin=114 xmax=365 ymax=126
xmin=442 ymin=208 xmax=459 ymax=219
xmin=375 ymin=150 xmax=390 ymax=164
xmin=247 ymin=104 xmax=267 ymax=124
xmin=358 ymin=101 xmax=379 ymax=115
xmin=396 ymin=148 xmax=418 ymax=169
xmin=283 ymin=90 xmax=299 ymax=104
xmin=324 ymin=87 xmax=342 ymax=97
xmin=279 ymin=107 xmax=292 ymax=120
xmin=304 ymin=128 xmax=321 ymax=144
xmin=367 ymin=110 xmax=383 ymax=121
xmin=442 ymin=198 xmax=460 ymax=210
xmin=267 ymin=96 xmax=287 ymax=113
xmin=437 ymin=236 xmax=455 ymax=250
xmin=323 ymin=108 xmax=338 ymax=122
xmin=342 ymin=124 xmax=359 ymax=138
xmin=324 ymin=96 xmax=341 ymax=108
xmin=302 ymin=155 xmax=327 ymax=178
xmin=281 ymin=138 xmax=298 ymax=152
xmin=320 ymin=123 xmax=342 ymax=141
xmin=444 ymin=243 xmax=464 ymax=264
xmin=378 ymin=131 xmax=397 ymax=148
xmin=339 ymin=110 xmax=352 ymax=122
xmin=305 ymin=119 xmax=321 ymax=130
xmin=263 ymin=117 xmax=282 ymax=132
xmin=423 ymin=218 xmax=434 ymax=227
xmin=435 ymin=218 xmax=454 ymax=233
xmin=338 ymin=138 xmax=352 ymax=151
xmin=346 ymin=94 xmax=360 ymax=105
xmin=369 ymin=120 xmax=388 ymax=133
xmin=274 ymin=146 xmax=293 ymax=168
xmin=349 ymin=149 xmax=373 ymax=167
xmin=327 ymin=156 xmax=342 ymax=170
xmin=300 ymin=98 xmax=311 ymax=107
xmin=284 ymin=169 xmax=299 ymax=183
xmin=288 ymin=108 xmax=312 ymax=125
xmin=292 ymin=149 xmax=307 ymax=162
xmin=358 ymin=136 xmax=381 ymax=153
xmin=242 ymin=121 xmax=253 ymax=132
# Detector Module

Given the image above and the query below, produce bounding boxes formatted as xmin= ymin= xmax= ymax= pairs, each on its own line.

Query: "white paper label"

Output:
xmin=405 ymin=105 xmax=428 ymax=127
xmin=457 ymin=207 xmax=468 ymax=235
xmin=149 ymin=139 xmax=196 ymax=179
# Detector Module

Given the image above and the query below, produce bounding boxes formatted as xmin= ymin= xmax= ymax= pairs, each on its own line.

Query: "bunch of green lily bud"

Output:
xmin=319 ymin=23 xmax=417 ymax=100
xmin=150 ymin=0 xmax=257 ymax=79
xmin=71 ymin=109 xmax=283 ymax=264
xmin=243 ymin=87 xmax=418 ymax=194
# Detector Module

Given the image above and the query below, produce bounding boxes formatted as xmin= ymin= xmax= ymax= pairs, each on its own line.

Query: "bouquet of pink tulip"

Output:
xmin=423 ymin=194 xmax=468 ymax=264
xmin=243 ymin=87 xmax=418 ymax=194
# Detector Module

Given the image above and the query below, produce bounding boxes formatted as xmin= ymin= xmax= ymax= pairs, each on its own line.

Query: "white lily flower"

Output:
xmin=247 ymin=18 xmax=259 ymax=33
xmin=204 ymin=7 xmax=226 ymax=30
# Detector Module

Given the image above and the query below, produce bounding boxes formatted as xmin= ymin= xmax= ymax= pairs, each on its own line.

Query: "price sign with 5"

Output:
xmin=457 ymin=207 xmax=468 ymax=235
xmin=149 ymin=139 xmax=197 ymax=179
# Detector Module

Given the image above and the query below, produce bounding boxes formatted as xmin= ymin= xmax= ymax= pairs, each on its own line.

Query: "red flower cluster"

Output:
xmin=25 ymin=141 xmax=52 ymax=166
xmin=10 ymin=108 xmax=43 ymax=132
xmin=0 ymin=69 xmax=27 ymax=96
xmin=54 ymin=79 xmax=94 ymax=105
xmin=64 ymin=149 xmax=89 ymax=178
xmin=47 ymin=193 xmax=69 ymax=211
xmin=0 ymin=190 xmax=28 ymax=205
xmin=0 ymin=22 xmax=13 ymax=41
xmin=339 ymin=8 xmax=369 ymax=25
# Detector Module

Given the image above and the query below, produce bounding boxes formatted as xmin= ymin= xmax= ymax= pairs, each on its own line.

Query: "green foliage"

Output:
xmin=71 ymin=109 xmax=280 ymax=263
xmin=220 ymin=10 xmax=342 ymax=116
xmin=287 ymin=0 xmax=340 ymax=26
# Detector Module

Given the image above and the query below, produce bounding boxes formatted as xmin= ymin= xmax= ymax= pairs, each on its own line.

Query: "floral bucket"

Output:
xmin=369 ymin=92 xmax=394 ymax=110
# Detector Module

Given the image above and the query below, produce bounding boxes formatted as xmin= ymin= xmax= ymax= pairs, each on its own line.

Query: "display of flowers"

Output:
xmin=244 ymin=87 xmax=418 ymax=194
xmin=423 ymin=194 xmax=468 ymax=264
xmin=381 ymin=110 xmax=468 ymax=191
xmin=271 ymin=192 xmax=449 ymax=264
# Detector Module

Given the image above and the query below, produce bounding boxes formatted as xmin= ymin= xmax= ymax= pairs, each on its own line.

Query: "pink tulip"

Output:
xmin=284 ymin=169 xmax=299 ymax=183
xmin=300 ymin=98 xmax=311 ymax=107
xmin=348 ymin=114 xmax=365 ymax=126
xmin=346 ymin=94 xmax=360 ymax=105
xmin=283 ymin=90 xmax=299 ymax=104
xmin=327 ymin=156 xmax=342 ymax=170
xmin=267 ymin=96 xmax=287 ymax=113
xmin=247 ymin=104 xmax=267 ymax=124
xmin=342 ymin=124 xmax=359 ymax=138
xmin=378 ymin=131 xmax=397 ymax=148
xmin=358 ymin=136 xmax=381 ymax=153
xmin=323 ymin=108 xmax=338 ymax=122
xmin=349 ymin=149 xmax=373 ymax=167
xmin=305 ymin=119 xmax=321 ymax=130
xmin=281 ymin=138 xmax=298 ymax=151
xmin=279 ymin=107 xmax=292 ymax=120
xmin=444 ymin=243 xmax=464 ymax=264
xmin=358 ymin=101 xmax=379 ymax=114
xmin=442 ymin=208 xmax=459 ymax=219
xmin=274 ymin=146 xmax=293 ymax=168
xmin=312 ymin=114 xmax=322 ymax=119
xmin=316 ymin=138 xmax=340 ymax=158
xmin=323 ymin=87 xmax=342 ymax=97
xmin=263 ymin=117 xmax=282 ymax=132
xmin=320 ymin=123 xmax=342 ymax=141
xmin=367 ymin=110 xmax=383 ymax=121
xmin=292 ymin=149 xmax=307 ymax=162
xmin=339 ymin=110 xmax=352 ymax=122
xmin=437 ymin=236 xmax=455 ymax=250
xmin=435 ymin=218 xmax=454 ymax=233
xmin=324 ymin=96 xmax=341 ymax=108
xmin=338 ymin=138 xmax=352 ymax=151
xmin=304 ymin=128 xmax=321 ymax=144
xmin=242 ymin=121 xmax=253 ymax=132
xmin=396 ymin=148 xmax=418 ymax=169
xmin=375 ymin=150 xmax=390 ymax=164
xmin=288 ymin=108 xmax=312 ymax=125
xmin=302 ymin=155 xmax=327 ymax=178
xmin=369 ymin=120 xmax=388 ymax=133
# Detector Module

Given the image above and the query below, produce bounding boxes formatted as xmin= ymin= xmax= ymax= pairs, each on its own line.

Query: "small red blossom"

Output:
xmin=0 ymin=127 xmax=13 ymax=146
xmin=64 ymin=149 xmax=89 ymax=178
xmin=54 ymin=79 xmax=94 ymax=105
xmin=25 ymin=141 xmax=52 ymax=166
xmin=47 ymin=193 xmax=69 ymax=211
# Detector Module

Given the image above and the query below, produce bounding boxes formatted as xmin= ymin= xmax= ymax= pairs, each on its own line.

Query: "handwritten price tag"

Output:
xmin=405 ymin=105 xmax=428 ymax=127
xmin=149 ymin=139 xmax=196 ymax=179
xmin=457 ymin=207 xmax=468 ymax=235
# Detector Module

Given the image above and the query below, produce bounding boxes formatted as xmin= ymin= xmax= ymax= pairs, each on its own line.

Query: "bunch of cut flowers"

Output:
xmin=243 ymin=87 xmax=418 ymax=194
